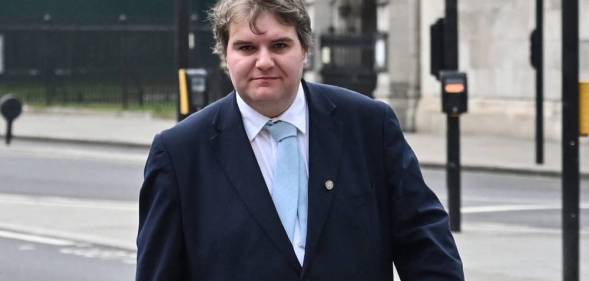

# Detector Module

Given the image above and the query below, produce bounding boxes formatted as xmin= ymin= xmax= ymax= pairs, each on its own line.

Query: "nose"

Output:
xmin=255 ymin=48 xmax=275 ymax=71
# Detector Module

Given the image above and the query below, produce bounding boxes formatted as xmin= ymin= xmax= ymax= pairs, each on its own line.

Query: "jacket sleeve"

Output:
xmin=136 ymin=134 xmax=187 ymax=280
xmin=382 ymin=105 xmax=464 ymax=281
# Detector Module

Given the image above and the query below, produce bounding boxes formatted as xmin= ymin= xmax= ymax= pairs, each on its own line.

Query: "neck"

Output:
xmin=253 ymin=102 xmax=290 ymax=118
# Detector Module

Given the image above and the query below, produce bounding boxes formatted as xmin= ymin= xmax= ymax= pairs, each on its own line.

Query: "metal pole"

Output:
xmin=42 ymin=15 xmax=52 ymax=106
xmin=447 ymin=115 xmax=461 ymax=231
xmin=361 ymin=0 xmax=377 ymax=98
xmin=535 ymin=0 xmax=544 ymax=164
xmin=562 ymin=1 xmax=579 ymax=280
xmin=444 ymin=0 xmax=458 ymax=70
xmin=444 ymin=0 xmax=461 ymax=232
xmin=176 ymin=0 xmax=190 ymax=121
xmin=361 ymin=0 xmax=377 ymax=33
xmin=119 ymin=15 xmax=129 ymax=109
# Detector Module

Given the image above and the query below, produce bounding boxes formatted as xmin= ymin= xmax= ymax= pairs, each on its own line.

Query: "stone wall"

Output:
xmin=307 ymin=0 xmax=588 ymax=140
xmin=379 ymin=0 xmax=421 ymax=132
xmin=417 ymin=0 xmax=587 ymax=140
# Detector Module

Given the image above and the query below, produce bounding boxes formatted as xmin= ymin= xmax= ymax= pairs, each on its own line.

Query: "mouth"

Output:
xmin=251 ymin=76 xmax=280 ymax=81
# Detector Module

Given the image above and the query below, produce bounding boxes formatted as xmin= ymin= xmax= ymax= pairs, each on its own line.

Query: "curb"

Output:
xmin=1 ymin=134 xmax=151 ymax=149
xmin=419 ymin=162 xmax=584 ymax=179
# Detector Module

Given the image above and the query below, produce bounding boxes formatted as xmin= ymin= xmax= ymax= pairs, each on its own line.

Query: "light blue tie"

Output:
xmin=265 ymin=121 xmax=308 ymax=245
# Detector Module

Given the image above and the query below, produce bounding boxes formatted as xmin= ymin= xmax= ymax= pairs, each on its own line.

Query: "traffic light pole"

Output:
xmin=562 ymin=1 xmax=579 ymax=281
xmin=535 ymin=0 xmax=544 ymax=164
xmin=444 ymin=0 xmax=461 ymax=232
xmin=447 ymin=114 xmax=461 ymax=231
xmin=444 ymin=0 xmax=458 ymax=71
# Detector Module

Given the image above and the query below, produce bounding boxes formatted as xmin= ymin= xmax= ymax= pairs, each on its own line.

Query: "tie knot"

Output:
xmin=265 ymin=121 xmax=297 ymax=142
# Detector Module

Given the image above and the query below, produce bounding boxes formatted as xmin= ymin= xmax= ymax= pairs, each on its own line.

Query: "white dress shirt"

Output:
xmin=236 ymin=83 xmax=309 ymax=265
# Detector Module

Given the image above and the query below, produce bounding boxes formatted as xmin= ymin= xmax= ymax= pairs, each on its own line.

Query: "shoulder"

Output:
xmin=156 ymin=93 xmax=234 ymax=150
xmin=306 ymin=81 xmax=393 ymax=122
xmin=307 ymin=82 xmax=390 ymax=111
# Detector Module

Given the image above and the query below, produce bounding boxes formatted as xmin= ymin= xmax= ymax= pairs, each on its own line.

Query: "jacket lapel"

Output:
xmin=301 ymin=82 xmax=343 ymax=273
xmin=209 ymin=93 xmax=301 ymax=272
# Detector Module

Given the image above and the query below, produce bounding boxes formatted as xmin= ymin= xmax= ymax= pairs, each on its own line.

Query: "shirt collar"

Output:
xmin=236 ymin=82 xmax=307 ymax=142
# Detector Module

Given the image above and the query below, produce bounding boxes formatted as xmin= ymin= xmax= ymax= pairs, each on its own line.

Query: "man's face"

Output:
xmin=226 ymin=12 xmax=308 ymax=117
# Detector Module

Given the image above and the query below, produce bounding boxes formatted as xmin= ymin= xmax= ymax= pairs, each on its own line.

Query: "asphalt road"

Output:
xmin=0 ymin=140 xmax=588 ymax=280
xmin=0 ymin=141 xmax=141 ymax=280
xmin=2 ymin=141 xmax=585 ymax=232
xmin=0 ymin=140 xmax=146 ymax=201
xmin=0 ymin=233 xmax=135 ymax=281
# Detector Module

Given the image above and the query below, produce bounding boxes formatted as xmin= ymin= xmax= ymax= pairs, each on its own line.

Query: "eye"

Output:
xmin=237 ymin=45 xmax=256 ymax=52
xmin=273 ymin=42 xmax=289 ymax=49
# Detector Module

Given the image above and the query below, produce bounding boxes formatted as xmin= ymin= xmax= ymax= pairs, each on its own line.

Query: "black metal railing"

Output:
xmin=319 ymin=32 xmax=387 ymax=97
xmin=0 ymin=17 xmax=219 ymax=111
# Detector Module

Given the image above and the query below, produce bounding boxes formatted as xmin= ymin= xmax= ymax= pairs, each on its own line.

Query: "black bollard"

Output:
xmin=0 ymin=95 xmax=23 ymax=145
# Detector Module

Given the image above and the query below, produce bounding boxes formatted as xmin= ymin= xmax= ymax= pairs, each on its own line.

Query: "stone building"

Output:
xmin=305 ymin=0 xmax=588 ymax=140
xmin=1 ymin=0 xmax=585 ymax=139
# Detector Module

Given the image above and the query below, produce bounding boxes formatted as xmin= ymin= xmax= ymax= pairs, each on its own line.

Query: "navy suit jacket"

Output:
xmin=137 ymin=81 xmax=464 ymax=281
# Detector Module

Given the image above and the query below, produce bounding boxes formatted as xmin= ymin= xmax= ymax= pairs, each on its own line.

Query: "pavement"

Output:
xmin=1 ymin=107 xmax=588 ymax=281
xmin=5 ymin=106 xmax=589 ymax=177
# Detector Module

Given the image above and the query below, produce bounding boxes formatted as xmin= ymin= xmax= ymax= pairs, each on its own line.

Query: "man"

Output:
xmin=137 ymin=0 xmax=464 ymax=280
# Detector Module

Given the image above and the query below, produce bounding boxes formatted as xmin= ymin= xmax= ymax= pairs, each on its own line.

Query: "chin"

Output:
xmin=250 ymin=88 xmax=281 ymax=100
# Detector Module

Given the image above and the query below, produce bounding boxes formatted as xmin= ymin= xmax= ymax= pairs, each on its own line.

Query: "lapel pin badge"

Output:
xmin=324 ymin=180 xmax=334 ymax=191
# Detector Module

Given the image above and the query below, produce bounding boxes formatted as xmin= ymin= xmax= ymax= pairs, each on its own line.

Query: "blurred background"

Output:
xmin=0 ymin=0 xmax=218 ymax=118
xmin=1 ymin=0 xmax=588 ymax=136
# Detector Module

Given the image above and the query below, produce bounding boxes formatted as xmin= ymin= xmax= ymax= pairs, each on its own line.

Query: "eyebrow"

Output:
xmin=231 ymin=40 xmax=252 ymax=46
xmin=230 ymin=37 xmax=296 ymax=46
xmin=270 ymin=37 xmax=295 ymax=43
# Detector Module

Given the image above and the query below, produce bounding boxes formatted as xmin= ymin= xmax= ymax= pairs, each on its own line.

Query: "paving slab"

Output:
xmin=3 ymin=109 xmax=589 ymax=176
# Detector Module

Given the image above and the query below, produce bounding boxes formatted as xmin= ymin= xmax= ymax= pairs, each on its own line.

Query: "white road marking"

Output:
xmin=0 ymin=222 xmax=136 ymax=251
xmin=60 ymin=247 xmax=136 ymax=261
xmin=0 ymin=145 xmax=147 ymax=164
xmin=0 ymin=193 xmax=137 ymax=251
xmin=0 ymin=229 xmax=74 ymax=246
xmin=0 ymin=192 xmax=587 ymax=252
xmin=462 ymin=203 xmax=589 ymax=214
xmin=461 ymin=222 xmax=589 ymax=235
xmin=0 ymin=228 xmax=136 ymax=264
xmin=0 ymin=193 xmax=137 ymax=211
